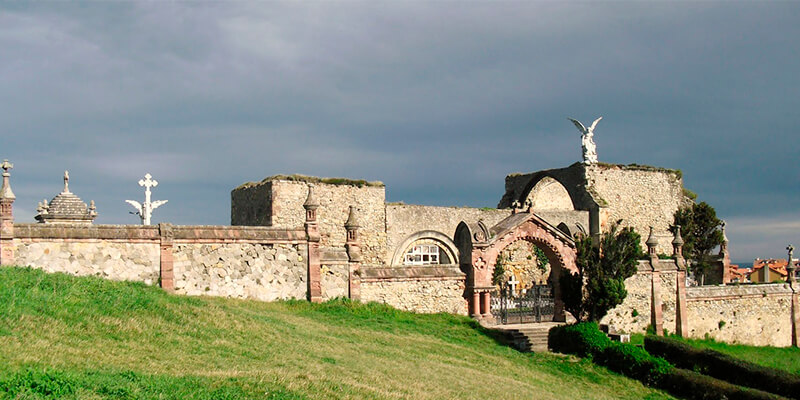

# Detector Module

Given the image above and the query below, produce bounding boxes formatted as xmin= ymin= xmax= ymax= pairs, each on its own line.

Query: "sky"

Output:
xmin=1 ymin=2 xmax=798 ymax=264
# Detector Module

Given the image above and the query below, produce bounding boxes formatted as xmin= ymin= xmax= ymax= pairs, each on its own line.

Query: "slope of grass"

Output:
xmin=0 ymin=267 xmax=674 ymax=399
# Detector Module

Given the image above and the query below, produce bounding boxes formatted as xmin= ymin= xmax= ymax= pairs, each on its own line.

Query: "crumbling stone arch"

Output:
xmin=524 ymin=176 xmax=574 ymax=211
xmin=455 ymin=213 xmax=577 ymax=322
xmin=519 ymin=174 xmax=582 ymax=211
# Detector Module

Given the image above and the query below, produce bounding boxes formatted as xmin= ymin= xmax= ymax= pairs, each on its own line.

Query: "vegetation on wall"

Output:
xmin=671 ymin=202 xmax=724 ymax=285
xmin=237 ymin=174 xmax=385 ymax=189
xmin=560 ymin=222 xmax=643 ymax=322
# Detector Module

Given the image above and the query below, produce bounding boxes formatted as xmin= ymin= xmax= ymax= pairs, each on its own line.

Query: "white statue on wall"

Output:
xmin=568 ymin=116 xmax=602 ymax=164
xmin=126 ymin=173 xmax=168 ymax=225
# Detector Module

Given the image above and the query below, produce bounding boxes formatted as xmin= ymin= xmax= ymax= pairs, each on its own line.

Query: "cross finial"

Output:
xmin=1 ymin=159 xmax=13 ymax=174
xmin=63 ymin=170 xmax=70 ymax=193
xmin=138 ymin=173 xmax=158 ymax=189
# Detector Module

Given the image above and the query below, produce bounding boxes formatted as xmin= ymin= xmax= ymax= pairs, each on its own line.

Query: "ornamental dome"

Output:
xmin=35 ymin=171 xmax=97 ymax=224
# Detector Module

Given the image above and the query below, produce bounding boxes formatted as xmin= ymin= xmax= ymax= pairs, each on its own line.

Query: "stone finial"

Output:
xmin=672 ymin=225 xmax=684 ymax=257
xmin=62 ymin=170 xmax=70 ymax=193
xmin=303 ymin=184 xmax=319 ymax=210
xmin=345 ymin=205 xmax=360 ymax=230
xmin=646 ymin=226 xmax=658 ymax=255
xmin=89 ymin=200 xmax=97 ymax=217
xmin=0 ymin=159 xmax=15 ymax=200
xmin=37 ymin=199 xmax=49 ymax=215
xmin=524 ymin=198 xmax=533 ymax=213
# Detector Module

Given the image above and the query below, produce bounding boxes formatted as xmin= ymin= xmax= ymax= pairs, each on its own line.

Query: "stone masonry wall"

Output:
xmin=360 ymin=278 xmax=467 ymax=315
xmin=386 ymin=205 xmax=510 ymax=265
xmin=320 ymin=263 xmax=349 ymax=300
xmin=233 ymin=180 xmax=386 ymax=266
xmin=173 ymin=242 xmax=307 ymax=301
xmin=686 ymin=284 xmax=794 ymax=347
xmin=601 ymin=260 xmax=678 ymax=334
xmin=14 ymin=240 xmax=160 ymax=284
xmin=585 ymin=164 xmax=686 ymax=254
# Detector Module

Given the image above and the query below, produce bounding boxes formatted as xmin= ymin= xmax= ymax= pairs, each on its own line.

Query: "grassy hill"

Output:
xmin=0 ymin=267 xmax=673 ymax=399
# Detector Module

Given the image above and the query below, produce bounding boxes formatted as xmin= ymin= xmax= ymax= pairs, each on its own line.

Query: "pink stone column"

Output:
xmin=0 ymin=160 xmax=15 ymax=266
xmin=791 ymin=292 xmax=799 ymax=348
xmin=345 ymin=206 xmax=361 ymax=301
xmin=304 ymin=185 xmax=322 ymax=303
xmin=647 ymin=228 xmax=663 ymax=335
xmin=470 ymin=290 xmax=480 ymax=317
xmin=675 ymin=269 xmax=688 ymax=337
xmin=480 ymin=291 xmax=491 ymax=317
xmin=159 ymin=223 xmax=174 ymax=292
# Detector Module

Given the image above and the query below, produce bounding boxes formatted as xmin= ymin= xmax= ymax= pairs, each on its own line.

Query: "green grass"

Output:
xmin=0 ymin=267 xmax=674 ymax=399
xmin=631 ymin=333 xmax=800 ymax=376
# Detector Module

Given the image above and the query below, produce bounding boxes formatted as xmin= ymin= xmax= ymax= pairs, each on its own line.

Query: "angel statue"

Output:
xmin=568 ymin=116 xmax=602 ymax=164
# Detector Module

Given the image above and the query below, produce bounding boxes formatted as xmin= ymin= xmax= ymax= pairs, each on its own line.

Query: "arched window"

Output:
xmin=402 ymin=240 xmax=452 ymax=266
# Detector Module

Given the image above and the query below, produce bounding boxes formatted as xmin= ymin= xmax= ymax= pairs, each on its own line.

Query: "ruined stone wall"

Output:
xmin=385 ymin=205 xmax=511 ymax=265
xmin=686 ymin=284 xmax=794 ymax=347
xmin=233 ymin=179 xmax=386 ymax=266
xmin=360 ymin=266 xmax=467 ymax=314
xmin=585 ymin=164 xmax=686 ymax=254
xmin=173 ymin=242 xmax=307 ymax=301
xmin=231 ymin=181 xmax=272 ymax=226
xmin=320 ymin=263 xmax=349 ymax=300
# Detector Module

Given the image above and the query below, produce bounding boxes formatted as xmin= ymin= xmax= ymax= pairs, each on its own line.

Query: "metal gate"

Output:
xmin=490 ymin=283 xmax=554 ymax=324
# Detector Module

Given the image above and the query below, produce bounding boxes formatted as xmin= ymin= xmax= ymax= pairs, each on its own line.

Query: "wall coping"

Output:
xmin=14 ymin=223 xmax=305 ymax=242
xmin=360 ymin=265 xmax=465 ymax=281
xmin=687 ymin=283 xmax=793 ymax=301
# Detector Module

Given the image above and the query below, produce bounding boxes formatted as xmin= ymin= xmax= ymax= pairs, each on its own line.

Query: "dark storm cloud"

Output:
xmin=1 ymin=2 xmax=798 ymax=261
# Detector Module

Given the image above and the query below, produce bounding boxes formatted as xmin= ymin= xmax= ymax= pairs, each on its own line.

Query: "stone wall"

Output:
xmin=602 ymin=260 xmax=679 ymax=334
xmin=360 ymin=266 xmax=467 ymax=314
xmin=320 ymin=263 xmax=349 ymax=300
xmin=686 ymin=284 xmax=794 ymax=347
xmin=7 ymin=223 xmax=314 ymax=303
xmin=232 ymin=179 xmax=387 ymax=266
xmin=585 ymin=164 xmax=687 ymax=254
xmin=499 ymin=163 xmax=687 ymax=254
xmin=15 ymin=240 xmax=160 ymax=284
xmin=173 ymin=242 xmax=307 ymax=301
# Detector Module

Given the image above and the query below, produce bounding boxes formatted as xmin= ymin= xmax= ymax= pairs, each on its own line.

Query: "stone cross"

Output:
xmin=63 ymin=170 xmax=70 ymax=193
xmin=126 ymin=173 xmax=168 ymax=225
xmin=507 ymin=275 xmax=519 ymax=294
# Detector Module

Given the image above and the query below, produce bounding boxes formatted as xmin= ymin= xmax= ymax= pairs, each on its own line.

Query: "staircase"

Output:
xmin=493 ymin=322 xmax=562 ymax=353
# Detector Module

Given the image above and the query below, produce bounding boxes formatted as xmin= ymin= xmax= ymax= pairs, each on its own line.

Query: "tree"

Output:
xmin=671 ymin=202 xmax=723 ymax=285
xmin=560 ymin=222 xmax=643 ymax=322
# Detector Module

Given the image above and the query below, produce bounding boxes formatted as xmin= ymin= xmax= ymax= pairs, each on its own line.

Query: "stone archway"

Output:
xmin=455 ymin=212 xmax=577 ymax=322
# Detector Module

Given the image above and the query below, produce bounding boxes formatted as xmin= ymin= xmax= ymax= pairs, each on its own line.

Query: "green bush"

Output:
xmin=595 ymin=342 xmax=672 ymax=386
xmin=548 ymin=322 xmax=611 ymax=357
xmin=645 ymin=335 xmax=800 ymax=399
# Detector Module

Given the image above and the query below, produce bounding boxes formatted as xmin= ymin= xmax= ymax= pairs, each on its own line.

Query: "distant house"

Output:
xmin=749 ymin=258 xmax=799 ymax=283
xmin=727 ymin=264 xmax=751 ymax=283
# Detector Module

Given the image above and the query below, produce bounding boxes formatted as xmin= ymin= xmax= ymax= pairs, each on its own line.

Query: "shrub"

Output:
xmin=595 ymin=342 xmax=672 ymax=385
xmin=548 ymin=322 xmax=611 ymax=357
xmin=645 ymin=335 xmax=800 ymax=399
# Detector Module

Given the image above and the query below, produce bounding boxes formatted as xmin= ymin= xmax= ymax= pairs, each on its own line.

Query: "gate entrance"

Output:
xmin=491 ymin=283 xmax=554 ymax=324
xmin=455 ymin=212 xmax=578 ymax=322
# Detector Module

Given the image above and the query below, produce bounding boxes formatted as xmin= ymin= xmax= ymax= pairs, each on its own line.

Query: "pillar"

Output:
xmin=480 ymin=290 xmax=491 ymax=317
xmin=159 ymin=223 xmax=174 ymax=292
xmin=673 ymin=226 xmax=689 ymax=337
xmin=345 ymin=205 xmax=361 ymax=301
xmin=470 ymin=289 xmax=480 ymax=317
xmin=647 ymin=227 xmax=663 ymax=336
xmin=787 ymin=245 xmax=798 ymax=347
xmin=0 ymin=160 xmax=15 ymax=266
xmin=304 ymin=185 xmax=322 ymax=303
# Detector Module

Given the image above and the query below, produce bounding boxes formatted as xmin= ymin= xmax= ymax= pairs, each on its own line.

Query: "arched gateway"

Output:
xmin=455 ymin=212 xmax=578 ymax=322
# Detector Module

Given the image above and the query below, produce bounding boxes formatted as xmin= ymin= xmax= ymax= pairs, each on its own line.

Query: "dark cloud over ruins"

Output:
xmin=1 ymin=2 xmax=798 ymax=262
